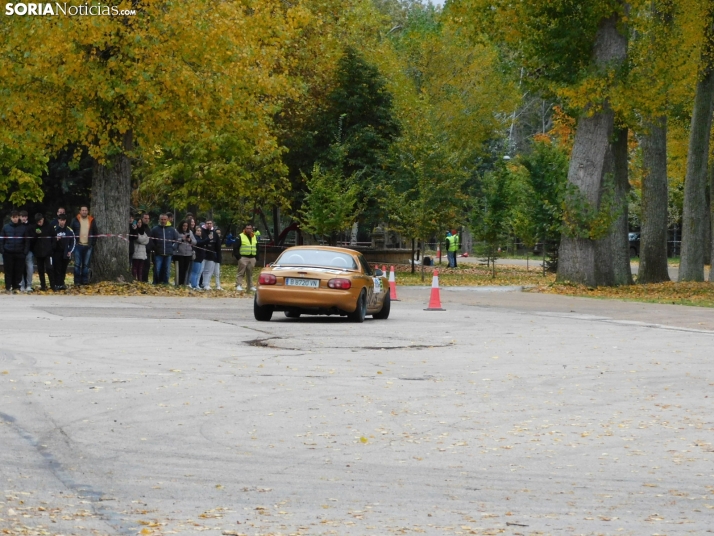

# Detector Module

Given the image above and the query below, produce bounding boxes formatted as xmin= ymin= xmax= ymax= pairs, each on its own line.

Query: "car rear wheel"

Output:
xmin=254 ymin=295 xmax=273 ymax=321
xmin=372 ymin=292 xmax=390 ymax=320
xmin=348 ymin=289 xmax=367 ymax=323
xmin=285 ymin=311 xmax=301 ymax=318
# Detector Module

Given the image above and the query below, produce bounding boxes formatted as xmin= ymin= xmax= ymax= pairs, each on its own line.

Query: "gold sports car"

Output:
xmin=254 ymin=246 xmax=390 ymax=322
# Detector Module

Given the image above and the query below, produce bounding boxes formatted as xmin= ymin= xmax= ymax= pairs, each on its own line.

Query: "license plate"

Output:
xmin=285 ymin=278 xmax=319 ymax=288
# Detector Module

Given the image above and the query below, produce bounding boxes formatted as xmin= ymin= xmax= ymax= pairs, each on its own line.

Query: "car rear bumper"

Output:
xmin=256 ymin=286 xmax=357 ymax=312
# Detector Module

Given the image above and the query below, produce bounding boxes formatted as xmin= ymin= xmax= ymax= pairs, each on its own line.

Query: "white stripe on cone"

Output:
xmin=425 ymin=269 xmax=445 ymax=311
xmin=388 ymin=265 xmax=399 ymax=300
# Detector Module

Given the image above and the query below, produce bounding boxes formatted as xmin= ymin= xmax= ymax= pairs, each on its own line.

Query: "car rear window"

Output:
xmin=275 ymin=249 xmax=358 ymax=270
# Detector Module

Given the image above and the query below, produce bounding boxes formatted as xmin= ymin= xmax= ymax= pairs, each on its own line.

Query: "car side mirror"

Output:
xmin=374 ymin=269 xmax=384 ymax=277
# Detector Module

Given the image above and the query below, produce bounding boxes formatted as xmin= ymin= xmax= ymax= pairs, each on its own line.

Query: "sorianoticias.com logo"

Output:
xmin=4 ymin=3 xmax=137 ymax=16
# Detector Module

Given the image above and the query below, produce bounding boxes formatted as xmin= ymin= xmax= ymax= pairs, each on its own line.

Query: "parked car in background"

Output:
xmin=629 ymin=232 xmax=640 ymax=258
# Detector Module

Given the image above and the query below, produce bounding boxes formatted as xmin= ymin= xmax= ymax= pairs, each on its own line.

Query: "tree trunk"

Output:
xmin=411 ymin=238 xmax=415 ymax=274
xmin=557 ymin=109 xmax=616 ymax=286
xmin=595 ymin=129 xmax=630 ymax=286
xmin=709 ymin=166 xmax=714 ymax=283
xmin=704 ymin=183 xmax=711 ymax=264
xmin=90 ymin=131 xmax=132 ymax=282
xmin=679 ymin=10 xmax=714 ymax=281
xmin=638 ymin=118 xmax=671 ymax=283
xmin=557 ymin=11 xmax=627 ymax=287
xmin=609 ymin=127 xmax=632 ymax=285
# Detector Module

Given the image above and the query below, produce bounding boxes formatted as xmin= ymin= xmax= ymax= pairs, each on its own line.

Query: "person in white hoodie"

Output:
xmin=131 ymin=219 xmax=150 ymax=281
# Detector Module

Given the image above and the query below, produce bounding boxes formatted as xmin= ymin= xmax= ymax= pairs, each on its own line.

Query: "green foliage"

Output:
xmin=0 ymin=143 xmax=46 ymax=206
xmin=470 ymin=160 xmax=515 ymax=251
xmin=511 ymin=140 xmax=569 ymax=246
xmin=299 ymin=163 xmax=361 ymax=242
xmin=453 ymin=0 xmax=629 ymax=99
xmin=383 ymin=167 xmax=467 ymax=244
xmin=517 ymin=1 xmax=624 ymax=87
xmin=383 ymin=121 xmax=470 ymax=242
xmin=284 ymin=45 xmax=400 ymax=228
xmin=324 ymin=47 xmax=401 ymax=174
xmin=561 ymin=173 xmax=622 ymax=240
xmin=137 ymin=130 xmax=290 ymax=220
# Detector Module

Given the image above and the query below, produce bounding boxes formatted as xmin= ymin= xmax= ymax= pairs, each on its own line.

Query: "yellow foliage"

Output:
xmin=0 ymin=0 xmax=305 ymax=166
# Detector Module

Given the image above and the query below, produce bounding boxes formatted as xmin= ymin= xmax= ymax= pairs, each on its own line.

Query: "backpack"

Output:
xmin=232 ymin=236 xmax=241 ymax=259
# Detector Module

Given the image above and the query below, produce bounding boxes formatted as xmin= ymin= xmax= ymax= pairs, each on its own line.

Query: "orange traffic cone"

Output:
xmin=424 ymin=270 xmax=445 ymax=311
xmin=382 ymin=264 xmax=387 ymax=274
xmin=388 ymin=266 xmax=400 ymax=301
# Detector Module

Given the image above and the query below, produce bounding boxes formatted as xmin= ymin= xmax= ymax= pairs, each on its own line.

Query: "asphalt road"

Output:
xmin=1 ymin=291 xmax=713 ymax=535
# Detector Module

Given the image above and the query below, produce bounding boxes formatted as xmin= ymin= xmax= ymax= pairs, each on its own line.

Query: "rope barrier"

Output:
xmin=0 ymin=233 xmax=225 ymax=254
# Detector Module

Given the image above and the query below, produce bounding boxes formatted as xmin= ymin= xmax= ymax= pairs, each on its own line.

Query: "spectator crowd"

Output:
xmin=1 ymin=207 xmax=262 ymax=293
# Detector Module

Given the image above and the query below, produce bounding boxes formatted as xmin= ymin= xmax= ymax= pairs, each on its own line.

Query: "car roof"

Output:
xmin=280 ymin=246 xmax=361 ymax=257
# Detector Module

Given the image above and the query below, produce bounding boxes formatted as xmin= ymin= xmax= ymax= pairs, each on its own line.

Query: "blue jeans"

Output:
xmin=22 ymin=251 xmax=34 ymax=289
xmin=73 ymin=245 xmax=92 ymax=284
xmin=189 ymin=261 xmax=203 ymax=288
xmin=154 ymin=255 xmax=172 ymax=284
xmin=447 ymin=251 xmax=456 ymax=268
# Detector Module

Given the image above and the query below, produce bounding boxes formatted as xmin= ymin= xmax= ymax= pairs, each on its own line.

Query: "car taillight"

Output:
xmin=259 ymin=273 xmax=276 ymax=285
xmin=328 ymin=278 xmax=351 ymax=289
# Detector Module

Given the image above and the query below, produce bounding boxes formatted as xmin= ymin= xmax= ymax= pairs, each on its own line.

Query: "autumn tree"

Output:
xmin=679 ymin=3 xmax=714 ymax=281
xmin=453 ymin=0 xmax=633 ymax=286
xmin=378 ymin=0 xmax=514 ymax=269
xmin=627 ymin=0 xmax=678 ymax=283
xmin=136 ymin=130 xmax=290 ymax=220
xmin=0 ymin=1 xmax=302 ymax=280
xmin=0 ymin=142 xmax=46 ymax=208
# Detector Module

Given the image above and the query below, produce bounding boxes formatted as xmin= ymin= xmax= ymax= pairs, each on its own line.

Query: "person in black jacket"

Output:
xmin=31 ymin=213 xmax=55 ymax=291
xmin=52 ymin=215 xmax=76 ymax=291
xmin=1 ymin=211 xmax=29 ymax=292
xmin=149 ymin=213 xmax=180 ymax=284
xmin=49 ymin=207 xmax=67 ymax=228
xmin=200 ymin=219 xmax=222 ymax=289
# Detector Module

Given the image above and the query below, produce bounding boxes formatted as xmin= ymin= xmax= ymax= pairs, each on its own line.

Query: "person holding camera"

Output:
xmin=175 ymin=220 xmax=196 ymax=286
xmin=200 ymin=219 xmax=222 ymax=290
xmin=131 ymin=217 xmax=150 ymax=281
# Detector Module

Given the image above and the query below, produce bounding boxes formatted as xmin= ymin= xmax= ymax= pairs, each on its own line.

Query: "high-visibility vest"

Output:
xmin=447 ymin=234 xmax=460 ymax=252
xmin=238 ymin=233 xmax=258 ymax=256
